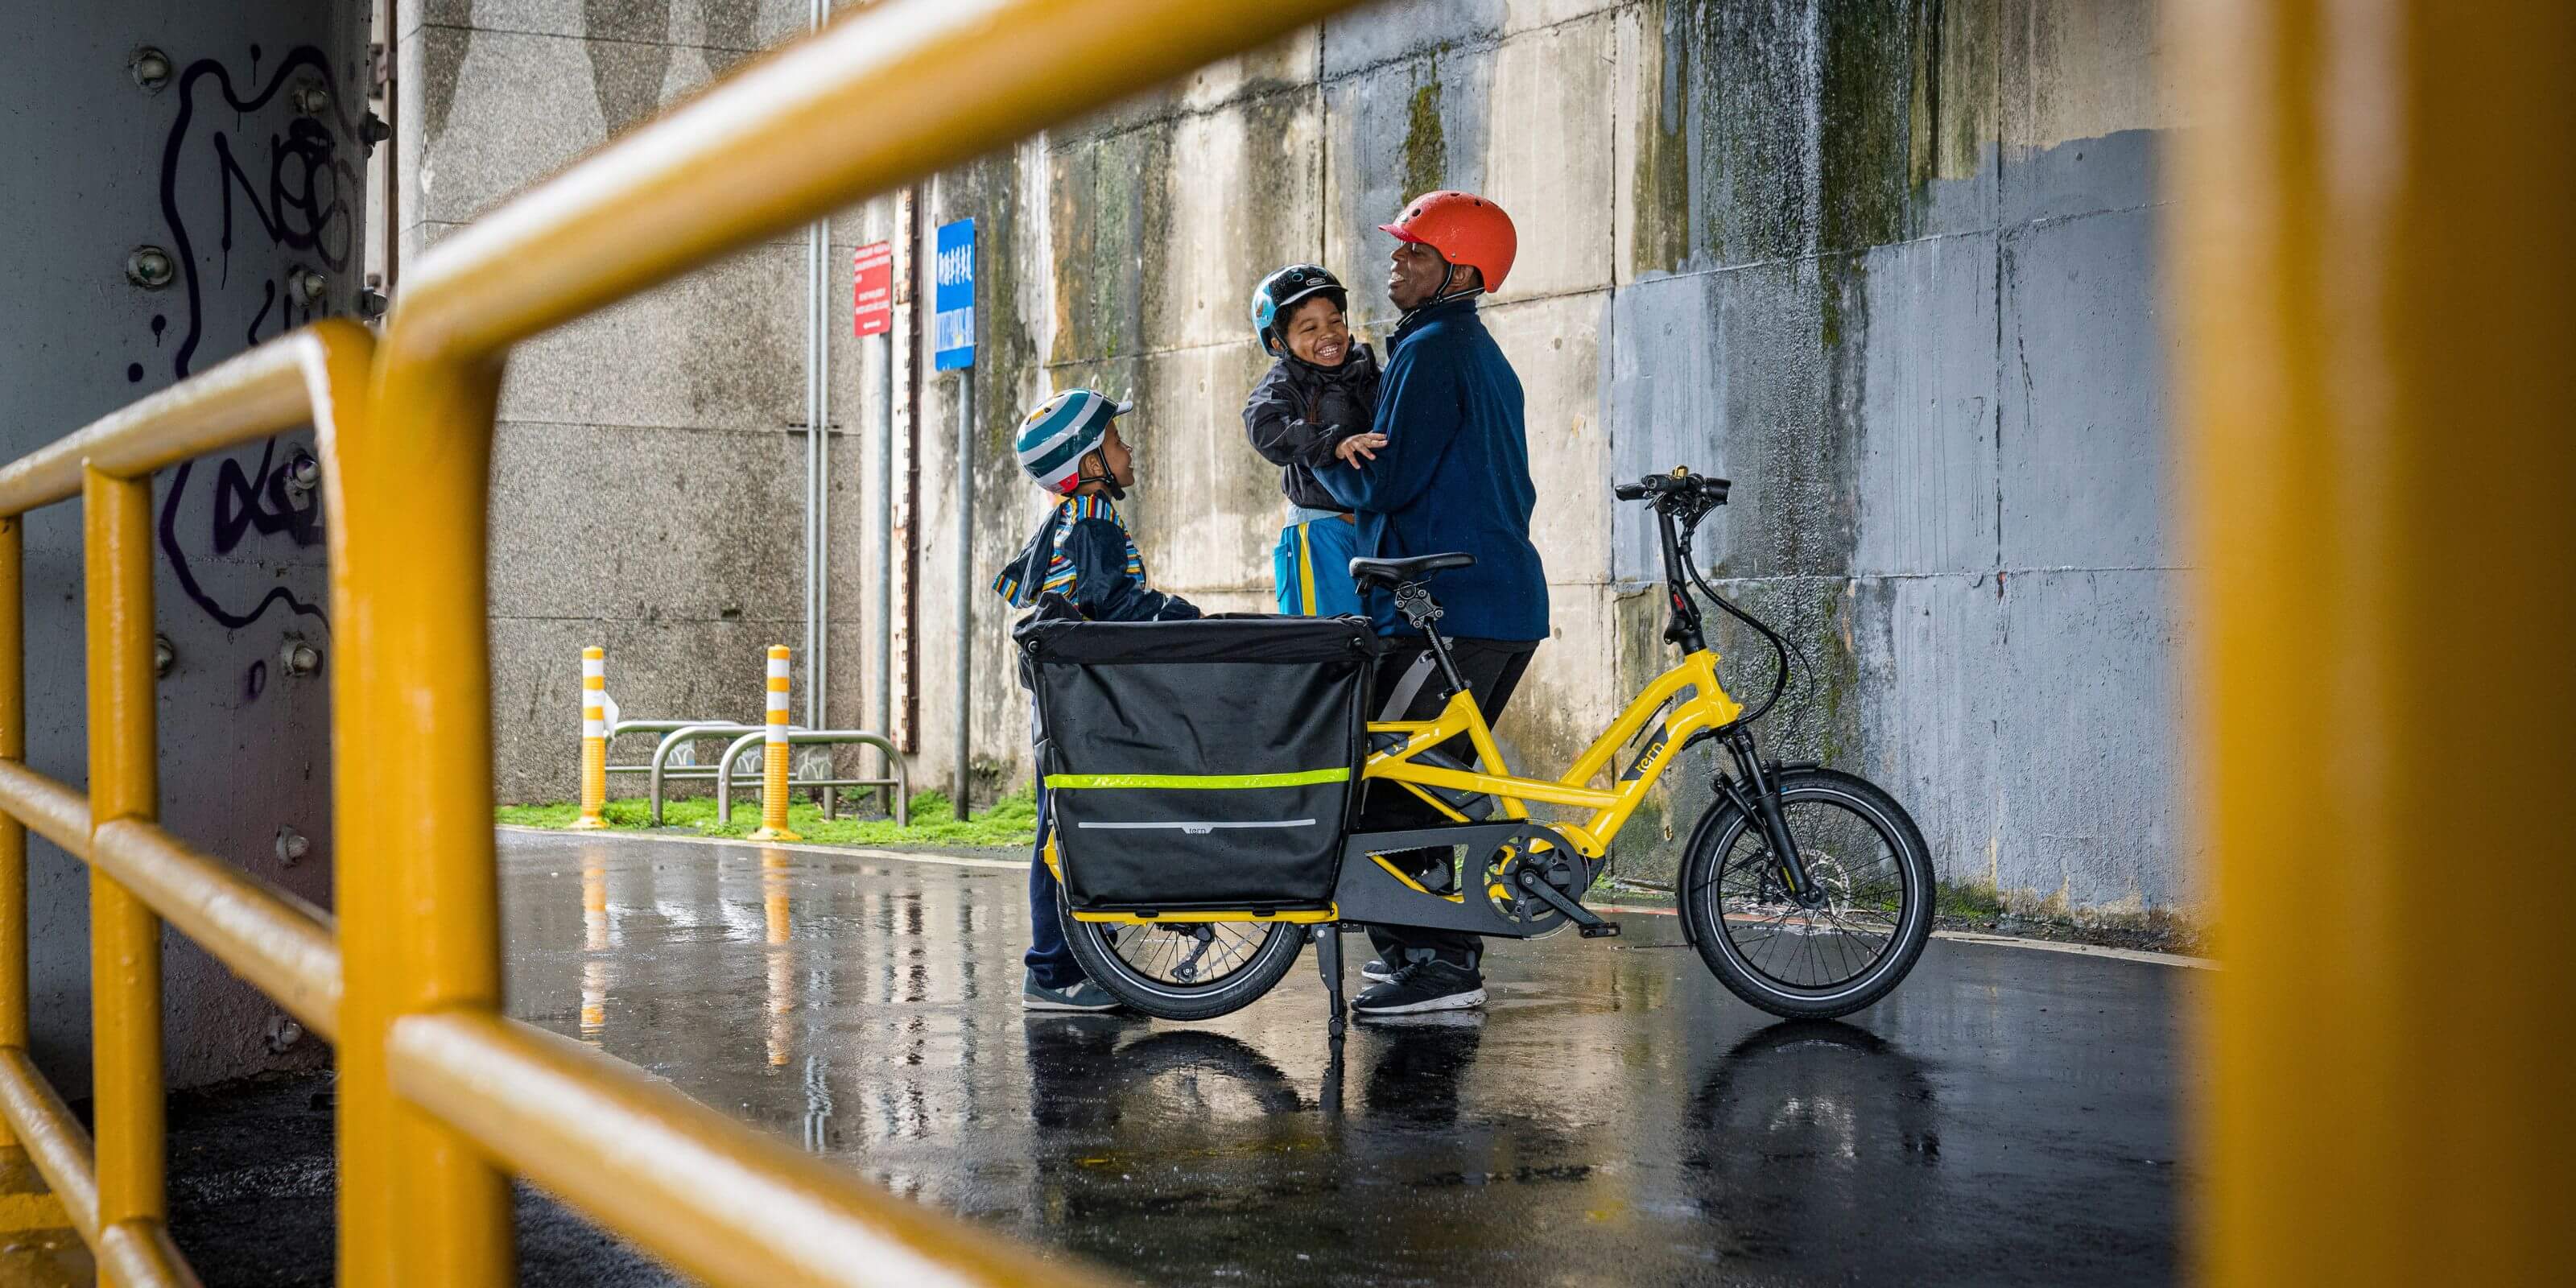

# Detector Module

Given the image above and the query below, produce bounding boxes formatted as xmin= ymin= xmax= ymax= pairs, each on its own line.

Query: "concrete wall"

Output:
xmin=398 ymin=1 xmax=898 ymax=803
xmin=441 ymin=0 xmax=2194 ymax=917
xmin=896 ymin=0 xmax=2197 ymax=915
xmin=2 ymin=0 xmax=373 ymax=1095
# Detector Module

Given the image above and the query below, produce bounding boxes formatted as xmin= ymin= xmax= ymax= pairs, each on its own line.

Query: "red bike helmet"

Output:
xmin=1379 ymin=191 xmax=1518 ymax=294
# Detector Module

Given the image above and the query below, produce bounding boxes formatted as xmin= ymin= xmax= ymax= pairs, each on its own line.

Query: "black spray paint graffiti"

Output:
xmin=153 ymin=44 xmax=356 ymax=631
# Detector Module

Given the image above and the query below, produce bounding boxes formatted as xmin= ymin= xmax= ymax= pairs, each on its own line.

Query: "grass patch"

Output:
xmin=497 ymin=786 xmax=1038 ymax=850
xmin=1935 ymin=879 xmax=2008 ymax=920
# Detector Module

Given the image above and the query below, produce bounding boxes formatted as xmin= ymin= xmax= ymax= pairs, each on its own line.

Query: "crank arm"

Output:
xmin=1511 ymin=867 xmax=1619 ymax=938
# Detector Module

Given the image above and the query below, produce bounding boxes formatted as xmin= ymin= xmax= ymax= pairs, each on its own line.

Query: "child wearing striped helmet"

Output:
xmin=989 ymin=387 xmax=1199 ymax=623
xmin=991 ymin=387 xmax=1198 ymax=1013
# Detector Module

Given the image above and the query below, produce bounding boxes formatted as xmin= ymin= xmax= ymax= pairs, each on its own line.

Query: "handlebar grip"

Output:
xmin=1614 ymin=481 xmax=1649 ymax=500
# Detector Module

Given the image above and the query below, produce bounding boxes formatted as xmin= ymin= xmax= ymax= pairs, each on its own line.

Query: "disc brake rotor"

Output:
xmin=1738 ymin=850 xmax=1855 ymax=933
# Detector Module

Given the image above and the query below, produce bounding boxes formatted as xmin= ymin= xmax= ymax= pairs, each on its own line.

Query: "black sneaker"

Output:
xmin=1352 ymin=959 xmax=1485 ymax=1016
xmin=1360 ymin=958 xmax=1395 ymax=983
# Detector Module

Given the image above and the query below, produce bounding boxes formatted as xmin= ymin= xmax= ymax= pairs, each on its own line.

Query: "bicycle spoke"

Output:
xmin=1707 ymin=793 xmax=1913 ymax=993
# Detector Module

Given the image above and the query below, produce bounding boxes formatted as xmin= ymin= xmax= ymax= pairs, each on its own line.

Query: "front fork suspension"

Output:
xmin=1720 ymin=731 xmax=1817 ymax=904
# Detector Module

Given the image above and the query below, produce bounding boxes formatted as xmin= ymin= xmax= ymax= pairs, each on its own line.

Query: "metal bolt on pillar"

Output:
xmin=152 ymin=633 xmax=174 ymax=678
xmin=126 ymin=246 xmax=174 ymax=290
xmin=283 ymin=452 xmax=321 ymax=502
xmin=282 ymin=640 xmax=322 ymax=677
xmin=275 ymin=826 xmax=309 ymax=866
xmin=129 ymin=47 xmax=171 ymax=92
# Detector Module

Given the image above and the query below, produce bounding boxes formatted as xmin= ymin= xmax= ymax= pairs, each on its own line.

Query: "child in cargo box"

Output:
xmin=990 ymin=387 xmax=1199 ymax=1011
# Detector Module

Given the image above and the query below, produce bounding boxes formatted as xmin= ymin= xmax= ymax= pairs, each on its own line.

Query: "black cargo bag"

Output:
xmin=1015 ymin=605 xmax=1381 ymax=913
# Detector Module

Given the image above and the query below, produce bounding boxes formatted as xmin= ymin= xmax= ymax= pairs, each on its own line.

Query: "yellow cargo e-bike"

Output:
xmin=1018 ymin=469 xmax=1933 ymax=1032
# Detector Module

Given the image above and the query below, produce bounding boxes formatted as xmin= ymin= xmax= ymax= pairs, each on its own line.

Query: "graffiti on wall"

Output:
xmin=152 ymin=43 xmax=356 ymax=631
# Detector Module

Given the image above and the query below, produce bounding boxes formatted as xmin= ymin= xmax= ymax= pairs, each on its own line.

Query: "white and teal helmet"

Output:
xmin=1014 ymin=388 xmax=1131 ymax=494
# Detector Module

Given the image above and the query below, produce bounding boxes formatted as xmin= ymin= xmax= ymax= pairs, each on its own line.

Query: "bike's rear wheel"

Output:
xmin=1678 ymin=767 xmax=1934 ymax=1019
xmin=1058 ymin=889 xmax=1307 ymax=1021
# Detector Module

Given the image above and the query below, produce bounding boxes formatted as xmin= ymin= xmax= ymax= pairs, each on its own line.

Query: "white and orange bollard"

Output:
xmin=572 ymin=646 xmax=609 ymax=829
xmin=749 ymin=645 xmax=802 ymax=840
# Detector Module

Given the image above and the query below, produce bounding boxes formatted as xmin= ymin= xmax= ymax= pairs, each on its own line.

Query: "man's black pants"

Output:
xmin=1358 ymin=635 xmax=1540 ymax=973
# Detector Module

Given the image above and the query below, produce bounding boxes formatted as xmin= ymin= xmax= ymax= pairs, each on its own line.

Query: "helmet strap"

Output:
xmin=1400 ymin=256 xmax=1484 ymax=327
xmin=1074 ymin=451 xmax=1126 ymax=502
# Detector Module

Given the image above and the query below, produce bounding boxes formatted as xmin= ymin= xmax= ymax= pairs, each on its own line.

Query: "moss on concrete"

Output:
xmin=1630 ymin=0 xmax=1695 ymax=275
xmin=1403 ymin=70 xmax=1446 ymax=201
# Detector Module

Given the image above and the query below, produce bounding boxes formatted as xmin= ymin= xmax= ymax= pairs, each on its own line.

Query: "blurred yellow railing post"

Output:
xmin=85 ymin=464 xmax=165 ymax=1280
xmin=574 ymin=647 xmax=609 ymax=829
xmin=329 ymin=352 xmax=513 ymax=1287
xmin=0 ymin=515 xmax=20 ymax=1150
xmin=2173 ymin=0 xmax=2576 ymax=1283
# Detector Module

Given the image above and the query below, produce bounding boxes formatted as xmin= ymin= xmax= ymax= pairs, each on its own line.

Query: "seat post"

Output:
xmin=1393 ymin=581 xmax=1469 ymax=696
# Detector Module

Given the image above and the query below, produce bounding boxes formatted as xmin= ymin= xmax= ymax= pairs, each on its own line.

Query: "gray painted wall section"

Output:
xmin=2 ymin=0 xmax=372 ymax=1095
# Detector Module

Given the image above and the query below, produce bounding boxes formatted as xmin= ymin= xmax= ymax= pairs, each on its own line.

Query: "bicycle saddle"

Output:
xmin=1348 ymin=551 xmax=1475 ymax=589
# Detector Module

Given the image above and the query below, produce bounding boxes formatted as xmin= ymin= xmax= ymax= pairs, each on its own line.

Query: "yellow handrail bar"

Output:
xmin=0 ymin=337 xmax=321 ymax=517
xmin=1 ymin=2 xmax=1376 ymax=1284
xmin=388 ymin=1011 xmax=1110 ymax=1287
xmin=91 ymin=820 xmax=341 ymax=1041
xmin=0 ymin=320 xmax=375 ymax=1288
xmin=0 ymin=761 xmax=93 ymax=858
xmin=0 ymin=1006 xmax=199 ymax=1288
xmin=0 ymin=1048 xmax=97 ymax=1241
xmin=340 ymin=1 xmax=1365 ymax=1282
xmin=394 ymin=0 xmax=1361 ymax=367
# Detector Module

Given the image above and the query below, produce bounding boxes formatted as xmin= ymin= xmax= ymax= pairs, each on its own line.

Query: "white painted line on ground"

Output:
xmin=498 ymin=828 xmax=2217 ymax=968
xmin=1930 ymin=931 xmax=2214 ymax=970
xmin=1596 ymin=903 xmax=2215 ymax=969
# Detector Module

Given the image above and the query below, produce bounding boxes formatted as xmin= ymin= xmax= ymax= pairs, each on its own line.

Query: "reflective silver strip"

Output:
xmin=1075 ymin=819 xmax=1317 ymax=836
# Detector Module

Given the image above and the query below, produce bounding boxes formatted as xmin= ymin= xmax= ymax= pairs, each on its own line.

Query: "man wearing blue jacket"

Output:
xmin=1320 ymin=191 xmax=1546 ymax=1017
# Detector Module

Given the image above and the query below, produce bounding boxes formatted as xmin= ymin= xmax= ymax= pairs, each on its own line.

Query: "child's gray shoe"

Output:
xmin=1023 ymin=970 xmax=1125 ymax=1012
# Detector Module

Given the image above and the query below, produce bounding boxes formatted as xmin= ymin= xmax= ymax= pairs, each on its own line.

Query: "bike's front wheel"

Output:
xmin=1058 ymin=889 xmax=1308 ymax=1021
xmin=1678 ymin=767 xmax=1934 ymax=1019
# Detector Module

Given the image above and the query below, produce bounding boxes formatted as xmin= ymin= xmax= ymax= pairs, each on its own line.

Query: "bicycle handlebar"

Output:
xmin=1615 ymin=469 xmax=1732 ymax=509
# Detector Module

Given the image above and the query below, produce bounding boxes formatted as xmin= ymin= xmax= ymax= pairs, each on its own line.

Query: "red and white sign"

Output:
xmin=852 ymin=241 xmax=894 ymax=337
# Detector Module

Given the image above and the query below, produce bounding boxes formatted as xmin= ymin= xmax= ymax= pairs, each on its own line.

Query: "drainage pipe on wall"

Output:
xmin=874 ymin=229 xmax=896 ymax=813
xmin=801 ymin=0 xmax=830 ymax=737
xmin=951 ymin=374 xmax=972 ymax=820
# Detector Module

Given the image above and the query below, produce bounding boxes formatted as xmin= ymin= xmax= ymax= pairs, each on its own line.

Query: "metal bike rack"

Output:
xmin=714 ymin=729 xmax=910 ymax=828
xmin=605 ymin=718 xmax=730 ymax=781
xmin=646 ymin=724 xmax=767 ymax=825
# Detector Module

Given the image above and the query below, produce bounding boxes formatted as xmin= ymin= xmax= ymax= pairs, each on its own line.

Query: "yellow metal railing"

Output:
xmin=0 ymin=1 xmax=1363 ymax=1284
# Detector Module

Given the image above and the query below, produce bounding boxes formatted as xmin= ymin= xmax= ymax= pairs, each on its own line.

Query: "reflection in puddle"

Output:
xmin=580 ymin=861 xmax=610 ymax=1038
xmin=765 ymin=850 xmax=792 ymax=1067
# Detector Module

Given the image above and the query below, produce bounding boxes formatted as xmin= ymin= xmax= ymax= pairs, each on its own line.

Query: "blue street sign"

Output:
xmin=932 ymin=217 xmax=975 ymax=370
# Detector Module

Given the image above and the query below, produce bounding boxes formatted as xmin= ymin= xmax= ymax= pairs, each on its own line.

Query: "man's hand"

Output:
xmin=1335 ymin=431 xmax=1389 ymax=465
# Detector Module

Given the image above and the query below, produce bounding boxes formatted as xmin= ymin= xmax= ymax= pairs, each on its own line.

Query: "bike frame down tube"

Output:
xmin=1362 ymin=647 xmax=1744 ymax=857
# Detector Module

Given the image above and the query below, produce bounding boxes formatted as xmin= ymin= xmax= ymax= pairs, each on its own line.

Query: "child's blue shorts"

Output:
xmin=1271 ymin=516 xmax=1363 ymax=618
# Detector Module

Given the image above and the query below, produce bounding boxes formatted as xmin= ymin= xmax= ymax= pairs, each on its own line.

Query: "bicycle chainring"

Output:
xmin=1485 ymin=841 xmax=1595 ymax=939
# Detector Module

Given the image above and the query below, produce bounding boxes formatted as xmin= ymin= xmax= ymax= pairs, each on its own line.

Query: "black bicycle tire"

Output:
xmin=1057 ymin=890 xmax=1309 ymax=1022
xmin=1678 ymin=768 xmax=1935 ymax=1020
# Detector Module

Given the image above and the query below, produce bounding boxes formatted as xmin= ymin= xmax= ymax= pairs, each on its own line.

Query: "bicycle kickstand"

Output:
xmin=1313 ymin=922 xmax=1347 ymax=1042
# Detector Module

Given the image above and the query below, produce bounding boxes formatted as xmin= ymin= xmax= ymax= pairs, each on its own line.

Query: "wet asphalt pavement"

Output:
xmin=488 ymin=828 xmax=2196 ymax=1286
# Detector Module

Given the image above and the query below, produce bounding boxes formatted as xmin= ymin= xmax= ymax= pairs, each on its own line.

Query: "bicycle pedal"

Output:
xmin=1579 ymin=921 xmax=1622 ymax=939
